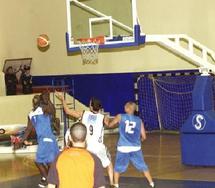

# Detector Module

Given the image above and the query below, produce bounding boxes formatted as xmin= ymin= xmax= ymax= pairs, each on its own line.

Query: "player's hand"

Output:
xmin=55 ymin=91 xmax=64 ymax=102
xmin=141 ymin=137 xmax=146 ymax=142
xmin=24 ymin=140 xmax=33 ymax=146
xmin=103 ymin=115 xmax=110 ymax=126
xmin=11 ymin=136 xmax=23 ymax=150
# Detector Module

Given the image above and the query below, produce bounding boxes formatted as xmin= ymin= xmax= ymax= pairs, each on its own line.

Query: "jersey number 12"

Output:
xmin=125 ymin=120 xmax=136 ymax=134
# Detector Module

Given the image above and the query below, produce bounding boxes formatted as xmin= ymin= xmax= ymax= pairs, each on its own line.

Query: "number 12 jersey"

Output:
xmin=117 ymin=114 xmax=142 ymax=153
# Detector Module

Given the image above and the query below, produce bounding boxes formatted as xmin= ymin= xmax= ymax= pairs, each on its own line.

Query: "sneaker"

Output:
xmin=38 ymin=177 xmax=48 ymax=188
xmin=149 ymin=182 xmax=155 ymax=188
xmin=111 ymin=185 xmax=119 ymax=188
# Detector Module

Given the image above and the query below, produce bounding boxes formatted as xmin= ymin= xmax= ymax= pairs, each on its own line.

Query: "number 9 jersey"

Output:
xmin=81 ymin=111 xmax=105 ymax=146
xmin=81 ymin=111 xmax=111 ymax=168
xmin=118 ymin=114 xmax=142 ymax=152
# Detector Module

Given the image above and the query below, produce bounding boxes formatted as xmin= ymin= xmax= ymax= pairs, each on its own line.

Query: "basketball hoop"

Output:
xmin=78 ymin=41 xmax=99 ymax=65
xmin=77 ymin=36 xmax=105 ymax=65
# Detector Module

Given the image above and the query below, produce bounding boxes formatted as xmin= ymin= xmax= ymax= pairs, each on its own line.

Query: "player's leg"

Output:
xmin=35 ymin=162 xmax=48 ymax=177
xmin=107 ymin=162 xmax=114 ymax=186
xmin=105 ymin=147 xmax=114 ymax=186
xmin=35 ymin=162 xmax=49 ymax=187
xmin=143 ymin=170 xmax=154 ymax=186
xmin=88 ymin=144 xmax=114 ymax=186
xmin=36 ymin=139 xmax=59 ymax=187
xmin=113 ymin=171 xmax=120 ymax=187
xmin=36 ymin=142 xmax=48 ymax=187
xmin=47 ymin=163 xmax=52 ymax=171
xmin=130 ymin=150 xmax=155 ymax=187
xmin=96 ymin=145 xmax=114 ymax=186
xmin=113 ymin=151 xmax=129 ymax=188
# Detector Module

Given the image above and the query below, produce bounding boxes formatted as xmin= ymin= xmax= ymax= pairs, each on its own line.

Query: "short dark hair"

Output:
xmin=90 ymin=97 xmax=102 ymax=112
xmin=40 ymin=91 xmax=50 ymax=105
xmin=6 ymin=66 xmax=13 ymax=73
xmin=70 ymin=122 xmax=87 ymax=143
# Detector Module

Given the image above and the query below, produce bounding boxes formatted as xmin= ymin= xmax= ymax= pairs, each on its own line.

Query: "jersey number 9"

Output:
xmin=89 ymin=125 xmax=93 ymax=135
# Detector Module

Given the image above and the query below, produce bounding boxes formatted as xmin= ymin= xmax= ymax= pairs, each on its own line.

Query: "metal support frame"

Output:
xmin=146 ymin=34 xmax=215 ymax=74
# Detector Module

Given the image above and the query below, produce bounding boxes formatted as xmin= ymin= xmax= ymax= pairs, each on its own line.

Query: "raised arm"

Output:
xmin=106 ymin=114 xmax=121 ymax=128
xmin=55 ymin=91 xmax=83 ymax=119
xmin=141 ymin=121 xmax=146 ymax=141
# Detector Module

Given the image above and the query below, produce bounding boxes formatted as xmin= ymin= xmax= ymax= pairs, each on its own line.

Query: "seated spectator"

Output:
xmin=47 ymin=122 xmax=106 ymax=188
xmin=5 ymin=66 xmax=17 ymax=95
xmin=20 ymin=66 xmax=32 ymax=94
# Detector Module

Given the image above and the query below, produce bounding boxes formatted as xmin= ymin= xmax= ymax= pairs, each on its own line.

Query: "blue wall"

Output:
xmin=33 ymin=69 xmax=199 ymax=131
xmin=33 ymin=73 xmax=136 ymax=115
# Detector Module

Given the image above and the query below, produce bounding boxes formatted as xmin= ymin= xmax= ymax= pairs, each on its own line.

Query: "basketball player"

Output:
xmin=107 ymin=102 xmax=155 ymax=188
xmin=55 ymin=92 xmax=114 ymax=187
xmin=21 ymin=95 xmax=59 ymax=187
xmin=40 ymin=91 xmax=60 ymax=135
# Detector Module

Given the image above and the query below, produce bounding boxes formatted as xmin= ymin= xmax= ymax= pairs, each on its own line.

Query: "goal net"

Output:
xmin=137 ymin=75 xmax=197 ymax=131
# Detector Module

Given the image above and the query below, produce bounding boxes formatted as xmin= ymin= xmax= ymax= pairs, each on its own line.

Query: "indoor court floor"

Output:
xmin=1 ymin=134 xmax=215 ymax=188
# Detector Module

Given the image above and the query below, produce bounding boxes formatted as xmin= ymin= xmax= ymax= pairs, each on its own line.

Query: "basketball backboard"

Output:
xmin=66 ymin=0 xmax=145 ymax=52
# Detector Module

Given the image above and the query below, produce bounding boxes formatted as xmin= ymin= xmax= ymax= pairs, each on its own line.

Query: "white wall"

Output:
xmin=0 ymin=93 xmax=87 ymax=125
xmin=0 ymin=73 xmax=5 ymax=96
xmin=0 ymin=0 xmax=214 ymax=76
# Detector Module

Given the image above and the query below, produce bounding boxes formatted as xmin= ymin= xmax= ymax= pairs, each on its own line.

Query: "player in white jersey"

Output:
xmin=55 ymin=92 xmax=114 ymax=187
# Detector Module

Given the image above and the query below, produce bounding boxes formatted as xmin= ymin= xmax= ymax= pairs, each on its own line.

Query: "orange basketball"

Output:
xmin=37 ymin=34 xmax=50 ymax=48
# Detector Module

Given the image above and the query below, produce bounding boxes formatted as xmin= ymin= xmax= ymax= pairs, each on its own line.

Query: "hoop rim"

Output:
xmin=76 ymin=36 xmax=105 ymax=45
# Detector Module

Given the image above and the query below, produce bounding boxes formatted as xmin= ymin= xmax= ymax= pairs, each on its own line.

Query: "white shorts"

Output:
xmin=87 ymin=143 xmax=111 ymax=168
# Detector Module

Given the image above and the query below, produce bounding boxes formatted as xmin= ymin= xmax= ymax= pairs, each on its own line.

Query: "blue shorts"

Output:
xmin=114 ymin=150 xmax=148 ymax=173
xmin=36 ymin=138 xmax=59 ymax=164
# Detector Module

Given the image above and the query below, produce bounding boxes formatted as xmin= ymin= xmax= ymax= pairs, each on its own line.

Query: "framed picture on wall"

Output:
xmin=3 ymin=58 xmax=32 ymax=82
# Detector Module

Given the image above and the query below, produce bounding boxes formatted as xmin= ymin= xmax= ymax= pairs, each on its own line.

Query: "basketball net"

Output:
xmin=77 ymin=36 xmax=104 ymax=65
xmin=78 ymin=41 xmax=99 ymax=65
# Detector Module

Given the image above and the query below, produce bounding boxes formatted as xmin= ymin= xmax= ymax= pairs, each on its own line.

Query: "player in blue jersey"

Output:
xmin=107 ymin=101 xmax=155 ymax=188
xmin=21 ymin=94 xmax=59 ymax=188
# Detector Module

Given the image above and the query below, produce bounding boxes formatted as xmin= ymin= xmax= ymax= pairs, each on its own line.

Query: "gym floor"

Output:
xmin=1 ymin=134 xmax=215 ymax=188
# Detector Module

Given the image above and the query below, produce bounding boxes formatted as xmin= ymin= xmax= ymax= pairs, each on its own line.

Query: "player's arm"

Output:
xmin=13 ymin=117 xmax=33 ymax=150
xmin=21 ymin=117 xmax=33 ymax=145
xmin=55 ymin=91 xmax=83 ymax=119
xmin=106 ymin=114 xmax=121 ymax=128
xmin=141 ymin=121 xmax=147 ymax=141
xmin=103 ymin=115 xmax=110 ymax=126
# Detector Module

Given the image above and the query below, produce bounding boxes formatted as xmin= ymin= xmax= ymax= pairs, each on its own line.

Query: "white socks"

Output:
xmin=113 ymin=184 xmax=119 ymax=188
xmin=150 ymin=182 xmax=155 ymax=187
